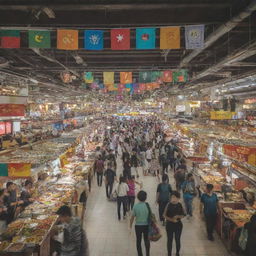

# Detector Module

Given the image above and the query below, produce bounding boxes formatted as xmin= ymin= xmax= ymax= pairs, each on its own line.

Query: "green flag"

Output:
xmin=139 ymin=71 xmax=152 ymax=83
xmin=173 ymin=69 xmax=188 ymax=83
xmin=28 ymin=30 xmax=51 ymax=48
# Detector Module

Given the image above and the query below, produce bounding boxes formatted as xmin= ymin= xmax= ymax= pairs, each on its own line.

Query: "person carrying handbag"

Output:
xmin=130 ymin=190 xmax=150 ymax=256
xmin=181 ymin=173 xmax=196 ymax=218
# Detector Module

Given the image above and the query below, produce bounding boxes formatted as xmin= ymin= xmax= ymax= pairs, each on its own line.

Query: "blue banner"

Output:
xmin=84 ymin=30 xmax=103 ymax=50
xmin=136 ymin=28 xmax=156 ymax=49
xmin=185 ymin=25 xmax=204 ymax=49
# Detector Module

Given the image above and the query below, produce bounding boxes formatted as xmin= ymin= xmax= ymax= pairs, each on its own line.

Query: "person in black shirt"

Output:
xmin=20 ymin=180 xmax=35 ymax=207
xmin=104 ymin=164 xmax=117 ymax=198
xmin=4 ymin=182 xmax=23 ymax=224
xmin=0 ymin=189 xmax=8 ymax=234
xmin=163 ymin=191 xmax=185 ymax=256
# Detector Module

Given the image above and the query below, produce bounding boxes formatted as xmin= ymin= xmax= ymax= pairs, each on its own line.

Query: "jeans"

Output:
xmin=135 ymin=225 xmax=150 ymax=256
xmin=205 ymin=214 xmax=217 ymax=238
xmin=106 ymin=182 xmax=113 ymax=198
xmin=158 ymin=201 xmax=168 ymax=222
xmin=183 ymin=195 xmax=194 ymax=216
xmin=128 ymin=195 xmax=135 ymax=211
xmin=166 ymin=221 xmax=183 ymax=256
xmin=117 ymin=196 xmax=127 ymax=220
xmin=96 ymin=172 xmax=103 ymax=186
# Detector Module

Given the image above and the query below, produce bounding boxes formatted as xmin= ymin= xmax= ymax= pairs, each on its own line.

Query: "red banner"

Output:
xmin=223 ymin=144 xmax=256 ymax=166
xmin=0 ymin=104 xmax=25 ymax=117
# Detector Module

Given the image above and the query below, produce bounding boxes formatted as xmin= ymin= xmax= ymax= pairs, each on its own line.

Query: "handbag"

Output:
xmin=146 ymin=203 xmax=162 ymax=242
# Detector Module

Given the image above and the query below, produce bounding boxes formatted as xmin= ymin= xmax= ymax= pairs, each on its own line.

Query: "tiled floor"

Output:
xmin=84 ymin=158 xmax=230 ymax=256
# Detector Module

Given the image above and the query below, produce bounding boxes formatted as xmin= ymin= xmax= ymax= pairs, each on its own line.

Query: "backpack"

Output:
xmin=95 ymin=160 xmax=104 ymax=173
xmin=238 ymin=227 xmax=248 ymax=251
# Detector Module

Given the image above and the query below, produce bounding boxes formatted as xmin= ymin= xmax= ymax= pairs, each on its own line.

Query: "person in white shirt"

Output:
xmin=115 ymin=176 xmax=129 ymax=220
xmin=146 ymin=148 xmax=152 ymax=174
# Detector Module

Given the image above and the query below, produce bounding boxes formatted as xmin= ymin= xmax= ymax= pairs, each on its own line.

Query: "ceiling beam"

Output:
xmin=179 ymin=0 xmax=256 ymax=68
xmin=0 ymin=3 xmax=231 ymax=11
xmin=192 ymin=41 xmax=256 ymax=81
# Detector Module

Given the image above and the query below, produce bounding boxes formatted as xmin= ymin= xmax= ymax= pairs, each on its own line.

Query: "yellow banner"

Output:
xmin=8 ymin=163 xmax=31 ymax=178
xmin=210 ymin=111 xmax=236 ymax=120
xmin=104 ymin=72 xmax=114 ymax=85
xmin=160 ymin=27 xmax=180 ymax=49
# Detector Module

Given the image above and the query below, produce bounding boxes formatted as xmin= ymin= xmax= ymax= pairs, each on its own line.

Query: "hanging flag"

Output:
xmin=84 ymin=30 xmax=103 ymax=50
xmin=107 ymin=84 xmax=118 ymax=91
xmin=136 ymin=28 xmax=156 ymax=49
xmin=120 ymin=72 xmax=132 ymax=84
xmin=185 ymin=25 xmax=204 ymax=49
xmin=111 ymin=29 xmax=130 ymax=50
xmin=84 ymin=72 xmax=94 ymax=83
xmin=151 ymin=71 xmax=163 ymax=82
xmin=0 ymin=163 xmax=8 ymax=177
xmin=173 ymin=69 xmax=188 ymax=83
xmin=139 ymin=83 xmax=146 ymax=91
xmin=1 ymin=30 xmax=20 ymax=48
xmin=104 ymin=72 xmax=114 ymax=84
xmin=160 ymin=27 xmax=180 ymax=49
xmin=125 ymin=84 xmax=132 ymax=92
xmin=57 ymin=30 xmax=78 ymax=50
xmin=118 ymin=84 xmax=125 ymax=94
xmin=163 ymin=70 xmax=173 ymax=82
xmin=28 ymin=30 xmax=51 ymax=48
xmin=139 ymin=71 xmax=152 ymax=83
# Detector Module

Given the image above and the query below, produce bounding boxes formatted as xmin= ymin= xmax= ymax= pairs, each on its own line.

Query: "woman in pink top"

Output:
xmin=127 ymin=176 xmax=142 ymax=211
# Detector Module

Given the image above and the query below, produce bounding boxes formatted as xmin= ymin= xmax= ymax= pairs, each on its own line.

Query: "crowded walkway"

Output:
xmin=84 ymin=118 xmax=230 ymax=256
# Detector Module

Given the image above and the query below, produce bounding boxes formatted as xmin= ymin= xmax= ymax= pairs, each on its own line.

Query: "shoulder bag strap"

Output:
xmin=145 ymin=202 xmax=152 ymax=224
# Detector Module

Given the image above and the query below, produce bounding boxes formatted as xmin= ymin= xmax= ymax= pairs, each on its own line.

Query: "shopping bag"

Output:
xmin=146 ymin=203 xmax=162 ymax=242
xmin=238 ymin=227 xmax=248 ymax=251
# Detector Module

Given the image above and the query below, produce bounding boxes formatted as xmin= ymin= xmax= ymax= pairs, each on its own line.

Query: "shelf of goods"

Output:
xmin=165 ymin=120 xmax=256 ymax=254
xmin=194 ymin=163 xmax=256 ymax=254
xmin=0 ymin=123 xmax=104 ymax=255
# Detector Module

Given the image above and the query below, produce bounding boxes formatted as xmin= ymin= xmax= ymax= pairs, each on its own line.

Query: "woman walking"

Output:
xmin=156 ymin=174 xmax=172 ymax=225
xmin=181 ymin=173 xmax=196 ymax=218
xmin=115 ymin=176 xmax=129 ymax=220
xmin=130 ymin=190 xmax=150 ymax=256
xmin=163 ymin=191 xmax=185 ymax=256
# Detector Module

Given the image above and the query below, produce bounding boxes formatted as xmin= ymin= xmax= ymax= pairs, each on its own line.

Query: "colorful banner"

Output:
xmin=103 ymin=72 xmax=115 ymax=84
xmin=0 ymin=163 xmax=8 ymax=177
xmin=0 ymin=104 xmax=25 ymax=117
xmin=84 ymin=30 xmax=103 ymax=50
xmin=84 ymin=72 xmax=94 ymax=83
xmin=111 ymin=29 xmax=130 ymax=50
xmin=28 ymin=30 xmax=51 ymax=48
xmin=223 ymin=145 xmax=256 ymax=166
xmin=151 ymin=71 xmax=162 ymax=82
xmin=1 ymin=30 xmax=20 ymax=48
xmin=136 ymin=28 xmax=156 ymax=49
xmin=163 ymin=70 xmax=173 ymax=82
xmin=139 ymin=71 xmax=152 ymax=83
xmin=173 ymin=69 xmax=188 ymax=82
xmin=107 ymin=84 xmax=118 ymax=91
xmin=210 ymin=111 xmax=236 ymax=120
xmin=185 ymin=25 xmax=204 ymax=49
xmin=57 ymin=30 xmax=78 ymax=50
xmin=120 ymin=72 xmax=132 ymax=84
xmin=139 ymin=83 xmax=146 ymax=91
xmin=118 ymin=84 xmax=125 ymax=94
xmin=160 ymin=27 xmax=180 ymax=49
xmin=8 ymin=163 xmax=31 ymax=178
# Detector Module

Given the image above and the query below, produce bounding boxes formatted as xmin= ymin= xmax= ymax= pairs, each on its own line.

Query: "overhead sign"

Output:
xmin=223 ymin=144 xmax=256 ymax=166
xmin=210 ymin=111 xmax=236 ymax=120
xmin=0 ymin=104 xmax=25 ymax=117
xmin=176 ymin=105 xmax=186 ymax=112
xmin=189 ymin=101 xmax=201 ymax=108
